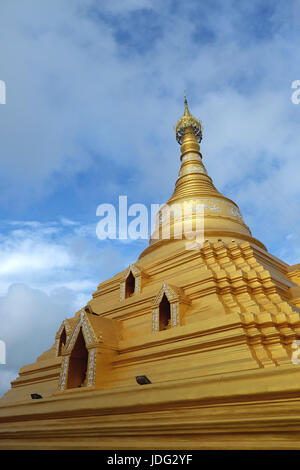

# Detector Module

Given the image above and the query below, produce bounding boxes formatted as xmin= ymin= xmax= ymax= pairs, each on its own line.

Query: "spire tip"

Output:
xmin=175 ymin=93 xmax=203 ymax=145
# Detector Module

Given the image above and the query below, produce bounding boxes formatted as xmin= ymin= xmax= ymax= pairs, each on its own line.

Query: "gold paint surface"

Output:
xmin=1 ymin=100 xmax=300 ymax=449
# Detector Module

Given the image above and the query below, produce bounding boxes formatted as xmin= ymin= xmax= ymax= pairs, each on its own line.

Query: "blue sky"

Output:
xmin=0 ymin=0 xmax=300 ymax=396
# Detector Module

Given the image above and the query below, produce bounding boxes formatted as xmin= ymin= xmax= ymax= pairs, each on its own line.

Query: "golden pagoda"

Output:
xmin=1 ymin=97 xmax=300 ymax=450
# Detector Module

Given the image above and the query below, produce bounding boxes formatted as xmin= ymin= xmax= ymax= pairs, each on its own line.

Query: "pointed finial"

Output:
xmin=175 ymin=94 xmax=203 ymax=144
xmin=184 ymin=90 xmax=189 ymax=115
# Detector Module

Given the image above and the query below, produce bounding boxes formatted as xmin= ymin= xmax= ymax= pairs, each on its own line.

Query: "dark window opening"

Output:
xmin=159 ymin=294 xmax=171 ymax=331
xmin=67 ymin=328 xmax=88 ymax=389
xmin=58 ymin=328 xmax=67 ymax=356
xmin=125 ymin=271 xmax=135 ymax=298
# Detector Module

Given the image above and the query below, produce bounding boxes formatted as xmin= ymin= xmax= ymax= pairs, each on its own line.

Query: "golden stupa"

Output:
xmin=1 ymin=97 xmax=300 ymax=450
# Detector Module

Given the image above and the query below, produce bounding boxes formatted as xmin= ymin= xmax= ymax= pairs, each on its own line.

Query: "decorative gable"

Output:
xmin=120 ymin=263 xmax=149 ymax=300
xmin=58 ymin=310 xmax=98 ymax=391
xmin=152 ymin=282 xmax=190 ymax=332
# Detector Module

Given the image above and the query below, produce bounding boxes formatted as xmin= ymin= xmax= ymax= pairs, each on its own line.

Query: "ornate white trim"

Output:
xmin=179 ymin=165 xmax=207 ymax=176
xmin=59 ymin=356 xmax=69 ymax=390
xmin=172 ymin=302 xmax=179 ymax=327
xmin=55 ymin=320 xmax=71 ymax=357
xmin=65 ymin=311 xmax=97 ymax=354
xmin=153 ymin=282 xmax=178 ymax=307
xmin=181 ymin=153 xmax=202 ymax=163
xmin=152 ymin=307 xmax=159 ymax=332
xmin=58 ymin=310 xmax=98 ymax=390
xmin=87 ymin=348 xmax=97 ymax=387
xmin=158 ymin=198 xmax=243 ymax=222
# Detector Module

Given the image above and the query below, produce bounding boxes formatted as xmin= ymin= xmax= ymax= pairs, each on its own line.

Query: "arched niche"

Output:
xmin=67 ymin=328 xmax=88 ymax=389
xmin=159 ymin=293 xmax=171 ymax=330
xmin=152 ymin=282 xmax=190 ymax=332
xmin=125 ymin=271 xmax=135 ymax=298
xmin=120 ymin=264 xmax=149 ymax=300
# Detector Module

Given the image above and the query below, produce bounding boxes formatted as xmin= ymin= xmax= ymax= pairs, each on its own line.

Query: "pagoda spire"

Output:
xmin=140 ymin=95 xmax=267 ymax=256
xmin=170 ymin=94 xmax=220 ymax=203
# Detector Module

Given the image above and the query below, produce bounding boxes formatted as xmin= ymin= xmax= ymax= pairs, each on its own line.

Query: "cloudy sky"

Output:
xmin=0 ymin=0 xmax=300 ymax=397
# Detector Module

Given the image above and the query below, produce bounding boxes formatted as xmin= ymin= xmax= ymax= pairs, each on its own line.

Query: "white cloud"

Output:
xmin=60 ymin=217 xmax=79 ymax=226
xmin=0 ymin=241 xmax=71 ymax=276
xmin=0 ymin=282 xmax=88 ymax=398
xmin=1 ymin=0 xmax=300 ymax=397
xmin=0 ymin=217 xmax=141 ymax=397
xmin=1 ymin=0 xmax=300 ymax=242
xmin=0 ymin=219 xmax=137 ymax=295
